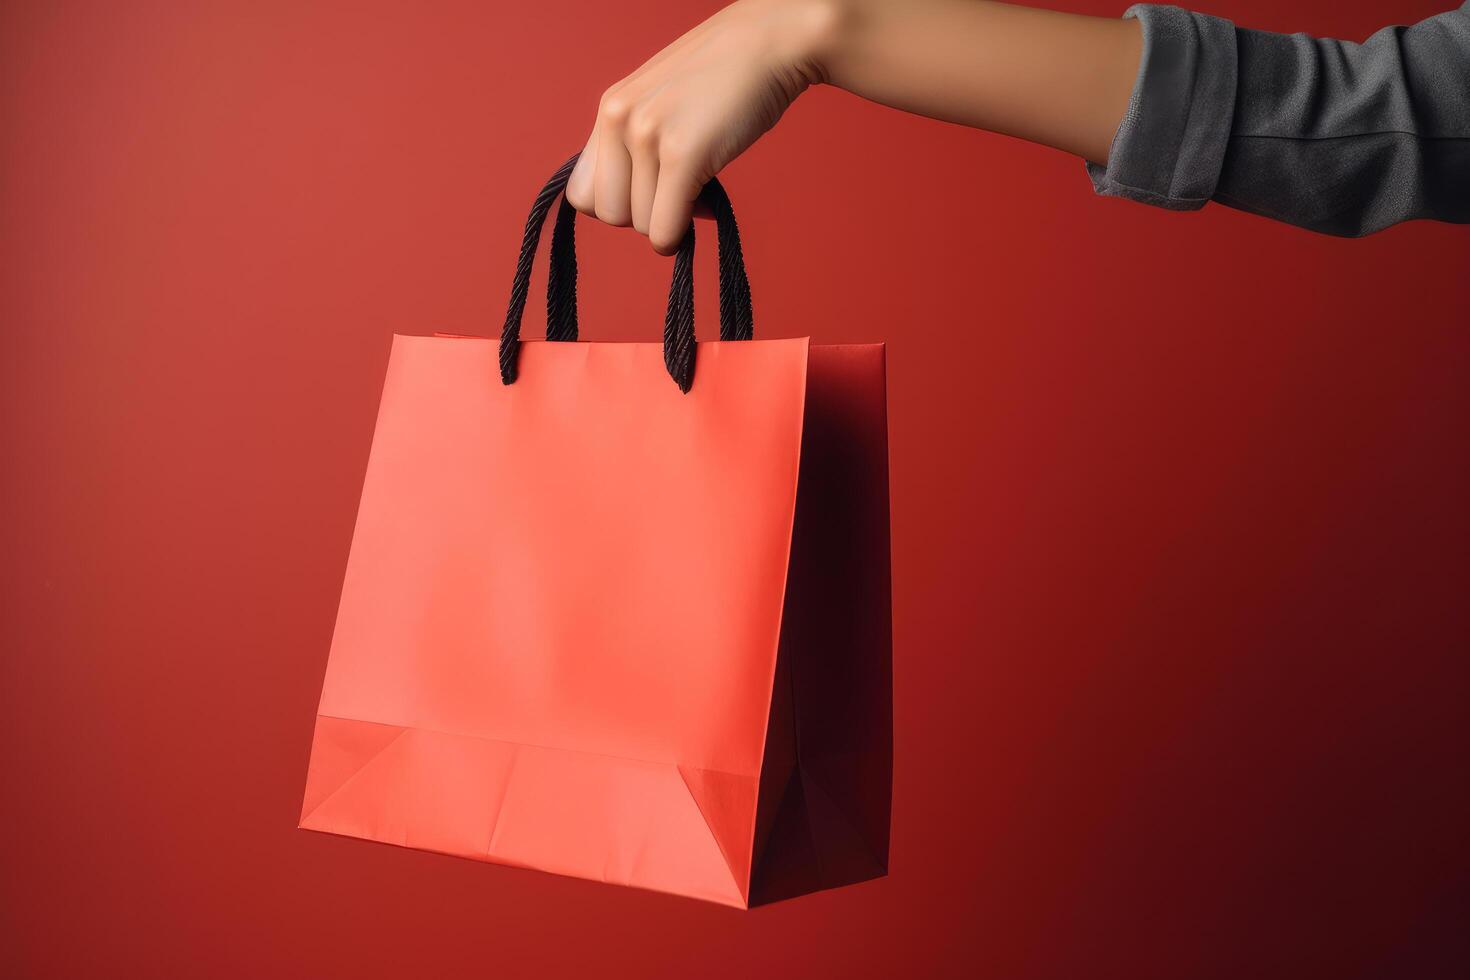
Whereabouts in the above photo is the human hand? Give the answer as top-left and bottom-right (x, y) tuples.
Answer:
(564, 0), (838, 254)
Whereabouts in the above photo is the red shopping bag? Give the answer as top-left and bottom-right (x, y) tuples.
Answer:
(300, 156), (891, 908)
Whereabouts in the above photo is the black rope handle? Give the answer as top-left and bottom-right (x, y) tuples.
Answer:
(546, 195), (579, 342)
(545, 176), (754, 348)
(500, 152), (754, 393)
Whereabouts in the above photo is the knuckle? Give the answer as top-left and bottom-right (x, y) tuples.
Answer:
(598, 90), (631, 127)
(626, 108), (659, 149)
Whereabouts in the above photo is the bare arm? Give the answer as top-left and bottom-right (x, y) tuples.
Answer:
(567, 0), (1142, 253)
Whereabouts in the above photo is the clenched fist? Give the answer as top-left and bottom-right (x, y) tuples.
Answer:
(565, 0), (838, 254)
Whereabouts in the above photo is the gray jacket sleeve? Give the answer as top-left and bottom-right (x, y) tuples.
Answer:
(1086, 3), (1470, 236)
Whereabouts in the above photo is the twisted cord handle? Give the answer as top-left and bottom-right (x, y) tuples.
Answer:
(545, 177), (753, 347)
(500, 154), (754, 392)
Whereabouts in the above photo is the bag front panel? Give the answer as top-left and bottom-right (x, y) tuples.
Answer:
(317, 335), (809, 781)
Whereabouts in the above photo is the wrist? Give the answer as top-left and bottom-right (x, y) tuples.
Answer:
(778, 0), (857, 85)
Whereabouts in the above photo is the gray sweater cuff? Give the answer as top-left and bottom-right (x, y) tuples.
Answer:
(1086, 4), (1238, 210)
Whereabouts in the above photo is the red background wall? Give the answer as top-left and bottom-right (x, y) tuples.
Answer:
(3, 1), (1466, 976)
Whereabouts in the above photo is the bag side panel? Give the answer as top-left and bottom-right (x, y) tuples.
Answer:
(751, 343), (893, 905)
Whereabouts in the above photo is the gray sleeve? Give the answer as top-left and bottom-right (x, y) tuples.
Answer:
(1086, 3), (1470, 236)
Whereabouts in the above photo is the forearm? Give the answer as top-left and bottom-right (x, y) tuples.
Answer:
(810, 0), (1142, 164)
(565, 0), (1146, 251)
(568, 0), (1469, 251)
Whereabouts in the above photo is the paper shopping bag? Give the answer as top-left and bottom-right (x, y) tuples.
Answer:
(300, 156), (892, 908)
